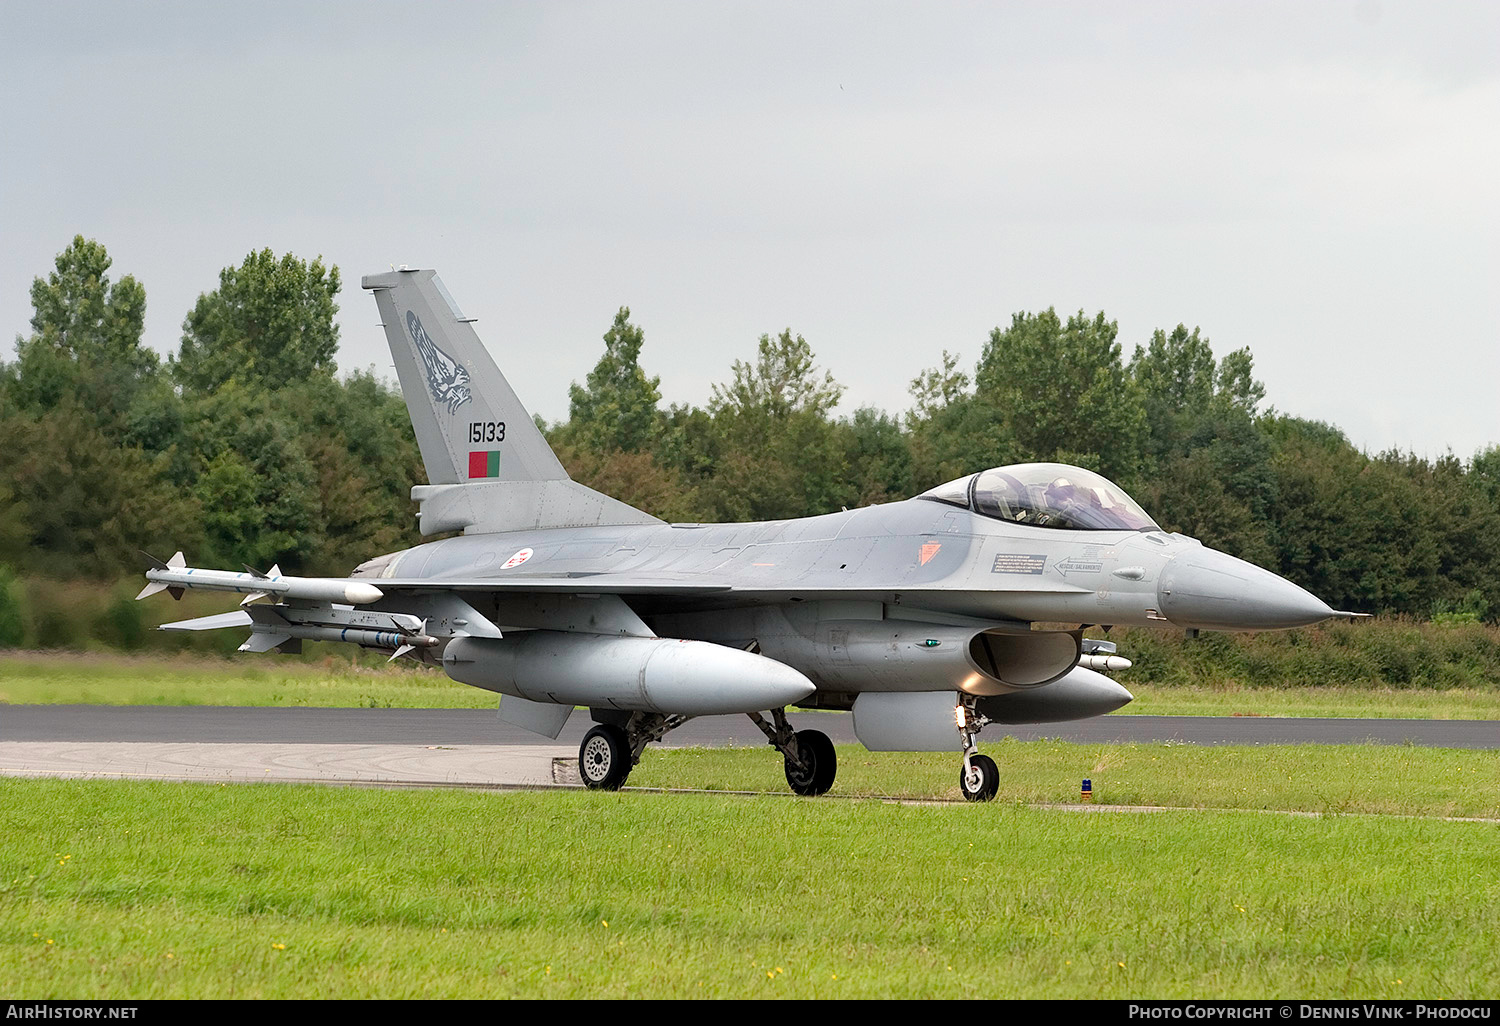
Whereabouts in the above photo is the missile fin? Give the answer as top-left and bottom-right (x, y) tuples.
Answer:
(167, 586), (184, 601)
(388, 644), (416, 663)
(135, 581), (168, 600)
(239, 631), (291, 653)
(167, 551), (186, 569)
(139, 550), (168, 571)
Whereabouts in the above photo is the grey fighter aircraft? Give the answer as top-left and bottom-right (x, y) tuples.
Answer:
(140, 268), (1355, 801)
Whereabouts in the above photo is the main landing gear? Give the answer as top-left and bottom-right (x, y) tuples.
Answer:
(748, 708), (837, 796)
(577, 708), (835, 796)
(578, 711), (689, 791)
(957, 694), (999, 802)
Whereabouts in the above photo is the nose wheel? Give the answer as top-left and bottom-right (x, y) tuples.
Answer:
(956, 695), (999, 802)
(959, 753), (999, 802)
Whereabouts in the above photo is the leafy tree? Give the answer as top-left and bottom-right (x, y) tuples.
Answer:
(0, 399), (202, 576)
(1215, 346), (1265, 416)
(556, 445), (706, 523)
(183, 383), (321, 570)
(701, 330), (848, 521)
(0, 565), (24, 647)
(902, 350), (1015, 487)
(10, 236), (156, 430)
(1136, 448), (1274, 566)
(173, 249), (340, 394)
(1262, 428), (1446, 615)
(1129, 324), (1216, 458)
(1472, 445), (1500, 503)
(905, 394), (1016, 490)
(907, 350), (970, 424)
(22, 236), (152, 374)
(838, 407), (915, 507)
(711, 329), (843, 420)
(566, 307), (663, 454)
(975, 309), (1146, 485)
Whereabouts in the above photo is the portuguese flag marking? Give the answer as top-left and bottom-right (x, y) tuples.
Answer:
(469, 450), (500, 479)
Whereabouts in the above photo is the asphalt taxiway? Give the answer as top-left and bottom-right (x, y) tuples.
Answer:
(0, 705), (1493, 791)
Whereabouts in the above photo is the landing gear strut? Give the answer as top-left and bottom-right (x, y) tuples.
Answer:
(578, 711), (690, 791)
(748, 707), (837, 796)
(957, 695), (998, 802)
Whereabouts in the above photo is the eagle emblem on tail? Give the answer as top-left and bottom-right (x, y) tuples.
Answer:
(406, 311), (471, 414)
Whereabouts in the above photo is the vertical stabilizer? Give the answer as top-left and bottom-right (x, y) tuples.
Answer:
(363, 268), (568, 486)
(362, 268), (661, 534)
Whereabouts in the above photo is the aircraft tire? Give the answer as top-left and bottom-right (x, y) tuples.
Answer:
(785, 728), (836, 796)
(959, 753), (999, 802)
(579, 724), (631, 791)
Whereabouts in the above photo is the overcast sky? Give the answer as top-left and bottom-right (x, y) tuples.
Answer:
(3, 1), (1496, 460)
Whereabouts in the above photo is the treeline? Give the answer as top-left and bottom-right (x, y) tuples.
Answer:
(2, 236), (1499, 624)
(0, 238), (421, 580)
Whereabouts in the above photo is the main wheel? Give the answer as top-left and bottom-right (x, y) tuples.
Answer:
(959, 753), (999, 802)
(784, 728), (836, 796)
(579, 724), (631, 791)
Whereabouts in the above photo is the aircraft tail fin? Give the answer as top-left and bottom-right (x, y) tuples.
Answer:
(363, 267), (567, 486)
(362, 268), (660, 534)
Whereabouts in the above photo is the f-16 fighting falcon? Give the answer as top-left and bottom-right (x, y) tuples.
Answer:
(139, 269), (1358, 801)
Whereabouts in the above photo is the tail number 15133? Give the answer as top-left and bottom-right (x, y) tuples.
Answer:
(469, 421), (506, 443)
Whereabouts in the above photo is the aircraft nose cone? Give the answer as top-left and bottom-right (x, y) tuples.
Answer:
(1158, 546), (1334, 631)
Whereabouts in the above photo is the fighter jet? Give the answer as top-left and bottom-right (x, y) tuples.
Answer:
(140, 268), (1356, 801)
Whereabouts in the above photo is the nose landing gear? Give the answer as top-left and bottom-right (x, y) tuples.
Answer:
(957, 695), (998, 802)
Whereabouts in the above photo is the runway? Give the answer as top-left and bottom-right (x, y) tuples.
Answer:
(1, 706), (1494, 791)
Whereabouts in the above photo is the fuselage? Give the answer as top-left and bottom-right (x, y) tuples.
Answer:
(354, 493), (1332, 633)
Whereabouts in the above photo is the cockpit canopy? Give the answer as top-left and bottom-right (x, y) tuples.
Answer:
(917, 463), (1159, 532)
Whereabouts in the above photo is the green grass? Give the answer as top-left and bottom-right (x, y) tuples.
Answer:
(2, 776), (1497, 999)
(1121, 683), (1500, 719)
(6, 651), (1500, 719)
(629, 740), (1500, 818)
(0, 652), (494, 708)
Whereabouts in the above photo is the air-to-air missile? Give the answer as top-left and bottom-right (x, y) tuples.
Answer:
(137, 551), (384, 605)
